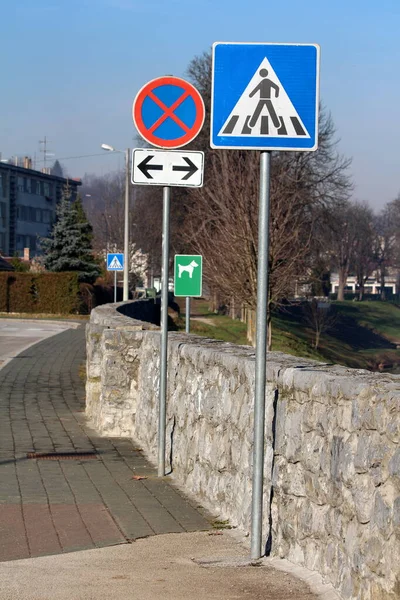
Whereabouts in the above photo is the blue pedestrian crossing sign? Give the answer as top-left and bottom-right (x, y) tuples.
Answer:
(107, 253), (124, 271)
(211, 42), (320, 152)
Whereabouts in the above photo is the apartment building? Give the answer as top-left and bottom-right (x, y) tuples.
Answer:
(0, 160), (81, 257)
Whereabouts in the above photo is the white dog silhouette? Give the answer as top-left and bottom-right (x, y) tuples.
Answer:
(178, 260), (199, 279)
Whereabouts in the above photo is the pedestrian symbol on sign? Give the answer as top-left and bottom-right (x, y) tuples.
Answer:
(109, 256), (122, 270)
(219, 57), (309, 139)
(249, 69), (280, 129)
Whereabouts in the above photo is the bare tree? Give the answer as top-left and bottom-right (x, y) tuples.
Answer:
(352, 203), (377, 300)
(302, 299), (337, 349)
(325, 200), (361, 301)
(375, 202), (397, 300)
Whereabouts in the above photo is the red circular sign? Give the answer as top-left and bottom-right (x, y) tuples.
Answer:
(132, 76), (205, 149)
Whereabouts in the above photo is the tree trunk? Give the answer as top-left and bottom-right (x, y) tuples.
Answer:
(358, 283), (364, 301)
(241, 304), (245, 323)
(380, 270), (386, 301)
(208, 290), (219, 313)
(337, 267), (348, 301)
(230, 296), (235, 319)
(314, 329), (321, 350)
(246, 309), (255, 346)
(267, 312), (272, 351)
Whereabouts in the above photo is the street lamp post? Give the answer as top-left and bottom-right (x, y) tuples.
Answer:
(101, 144), (130, 301)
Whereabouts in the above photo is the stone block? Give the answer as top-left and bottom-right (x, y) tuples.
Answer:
(351, 474), (376, 524)
(394, 496), (400, 536)
(304, 471), (329, 506)
(372, 490), (393, 540)
(389, 448), (400, 489)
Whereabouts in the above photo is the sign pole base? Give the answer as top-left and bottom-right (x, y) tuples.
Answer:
(158, 186), (170, 477)
(114, 271), (117, 303)
(251, 151), (271, 560)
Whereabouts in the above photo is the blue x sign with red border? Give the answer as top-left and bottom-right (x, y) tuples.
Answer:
(132, 76), (205, 149)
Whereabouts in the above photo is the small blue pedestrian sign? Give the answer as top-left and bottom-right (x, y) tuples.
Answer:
(210, 42), (320, 152)
(107, 253), (124, 271)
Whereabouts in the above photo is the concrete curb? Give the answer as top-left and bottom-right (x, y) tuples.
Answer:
(264, 557), (341, 600)
(193, 553), (341, 599)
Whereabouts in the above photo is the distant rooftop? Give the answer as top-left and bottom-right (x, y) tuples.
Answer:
(0, 157), (81, 186)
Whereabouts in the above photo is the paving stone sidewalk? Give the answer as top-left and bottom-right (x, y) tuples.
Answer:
(0, 327), (211, 562)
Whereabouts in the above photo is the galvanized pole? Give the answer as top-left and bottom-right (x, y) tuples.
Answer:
(185, 297), (190, 333)
(251, 151), (271, 559)
(158, 186), (170, 477)
(114, 271), (117, 303)
(123, 148), (130, 301)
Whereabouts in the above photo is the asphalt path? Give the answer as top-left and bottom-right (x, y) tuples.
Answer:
(0, 319), (81, 369)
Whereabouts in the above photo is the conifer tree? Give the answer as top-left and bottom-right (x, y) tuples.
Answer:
(50, 160), (64, 178)
(41, 187), (101, 283)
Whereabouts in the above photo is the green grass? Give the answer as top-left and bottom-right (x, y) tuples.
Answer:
(271, 313), (326, 361)
(175, 299), (249, 345)
(174, 298), (400, 373)
(333, 301), (400, 341)
(189, 321), (249, 345)
(273, 301), (400, 372)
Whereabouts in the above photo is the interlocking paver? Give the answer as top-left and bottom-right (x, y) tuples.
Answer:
(22, 504), (62, 557)
(0, 505), (29, 561)
(0, 326), (211, 562)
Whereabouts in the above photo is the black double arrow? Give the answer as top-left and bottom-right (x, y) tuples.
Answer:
(138, 155), (198, 181)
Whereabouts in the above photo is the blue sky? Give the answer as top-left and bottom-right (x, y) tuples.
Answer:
(1, 0), (399, 209)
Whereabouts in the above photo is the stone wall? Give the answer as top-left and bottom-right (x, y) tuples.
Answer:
(86, 303), (400, 600)
(86, 301), (158, 436)
(271, 365), (400, 600)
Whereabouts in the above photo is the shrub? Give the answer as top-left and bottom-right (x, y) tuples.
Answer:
(0, 272), (80, 314)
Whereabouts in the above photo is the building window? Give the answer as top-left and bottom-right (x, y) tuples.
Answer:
(44, 182), (50, 196)
(25, 178), (32, 193)
(36, 208), (41, 222)
(42, 210), (51, 224)
(0, 232), (5, 253)
(17, 205), (28, 221)
(0, 173), (7, 197)
(16, 235), (24, 250)
(24, 235), (37, 252)
(17, 176), (24, 191)
(0, 202), (6, 228)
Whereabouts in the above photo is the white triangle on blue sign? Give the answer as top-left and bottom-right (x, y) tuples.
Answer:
(109, 256), (123, 269)
(218, 57), (310, 139)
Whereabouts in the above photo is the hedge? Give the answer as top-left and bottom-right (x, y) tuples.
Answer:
(0, 272), (81, 314)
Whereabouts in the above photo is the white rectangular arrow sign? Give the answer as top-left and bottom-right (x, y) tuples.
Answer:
(131, 149), (204, 188)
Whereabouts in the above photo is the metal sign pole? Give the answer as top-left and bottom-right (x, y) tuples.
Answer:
(114, 271), (117, 303)
(185, 297), (190, 333)
(251, 151), (271, 559)
(123, 148), (130, 301)
(158, 186), (170, 477)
